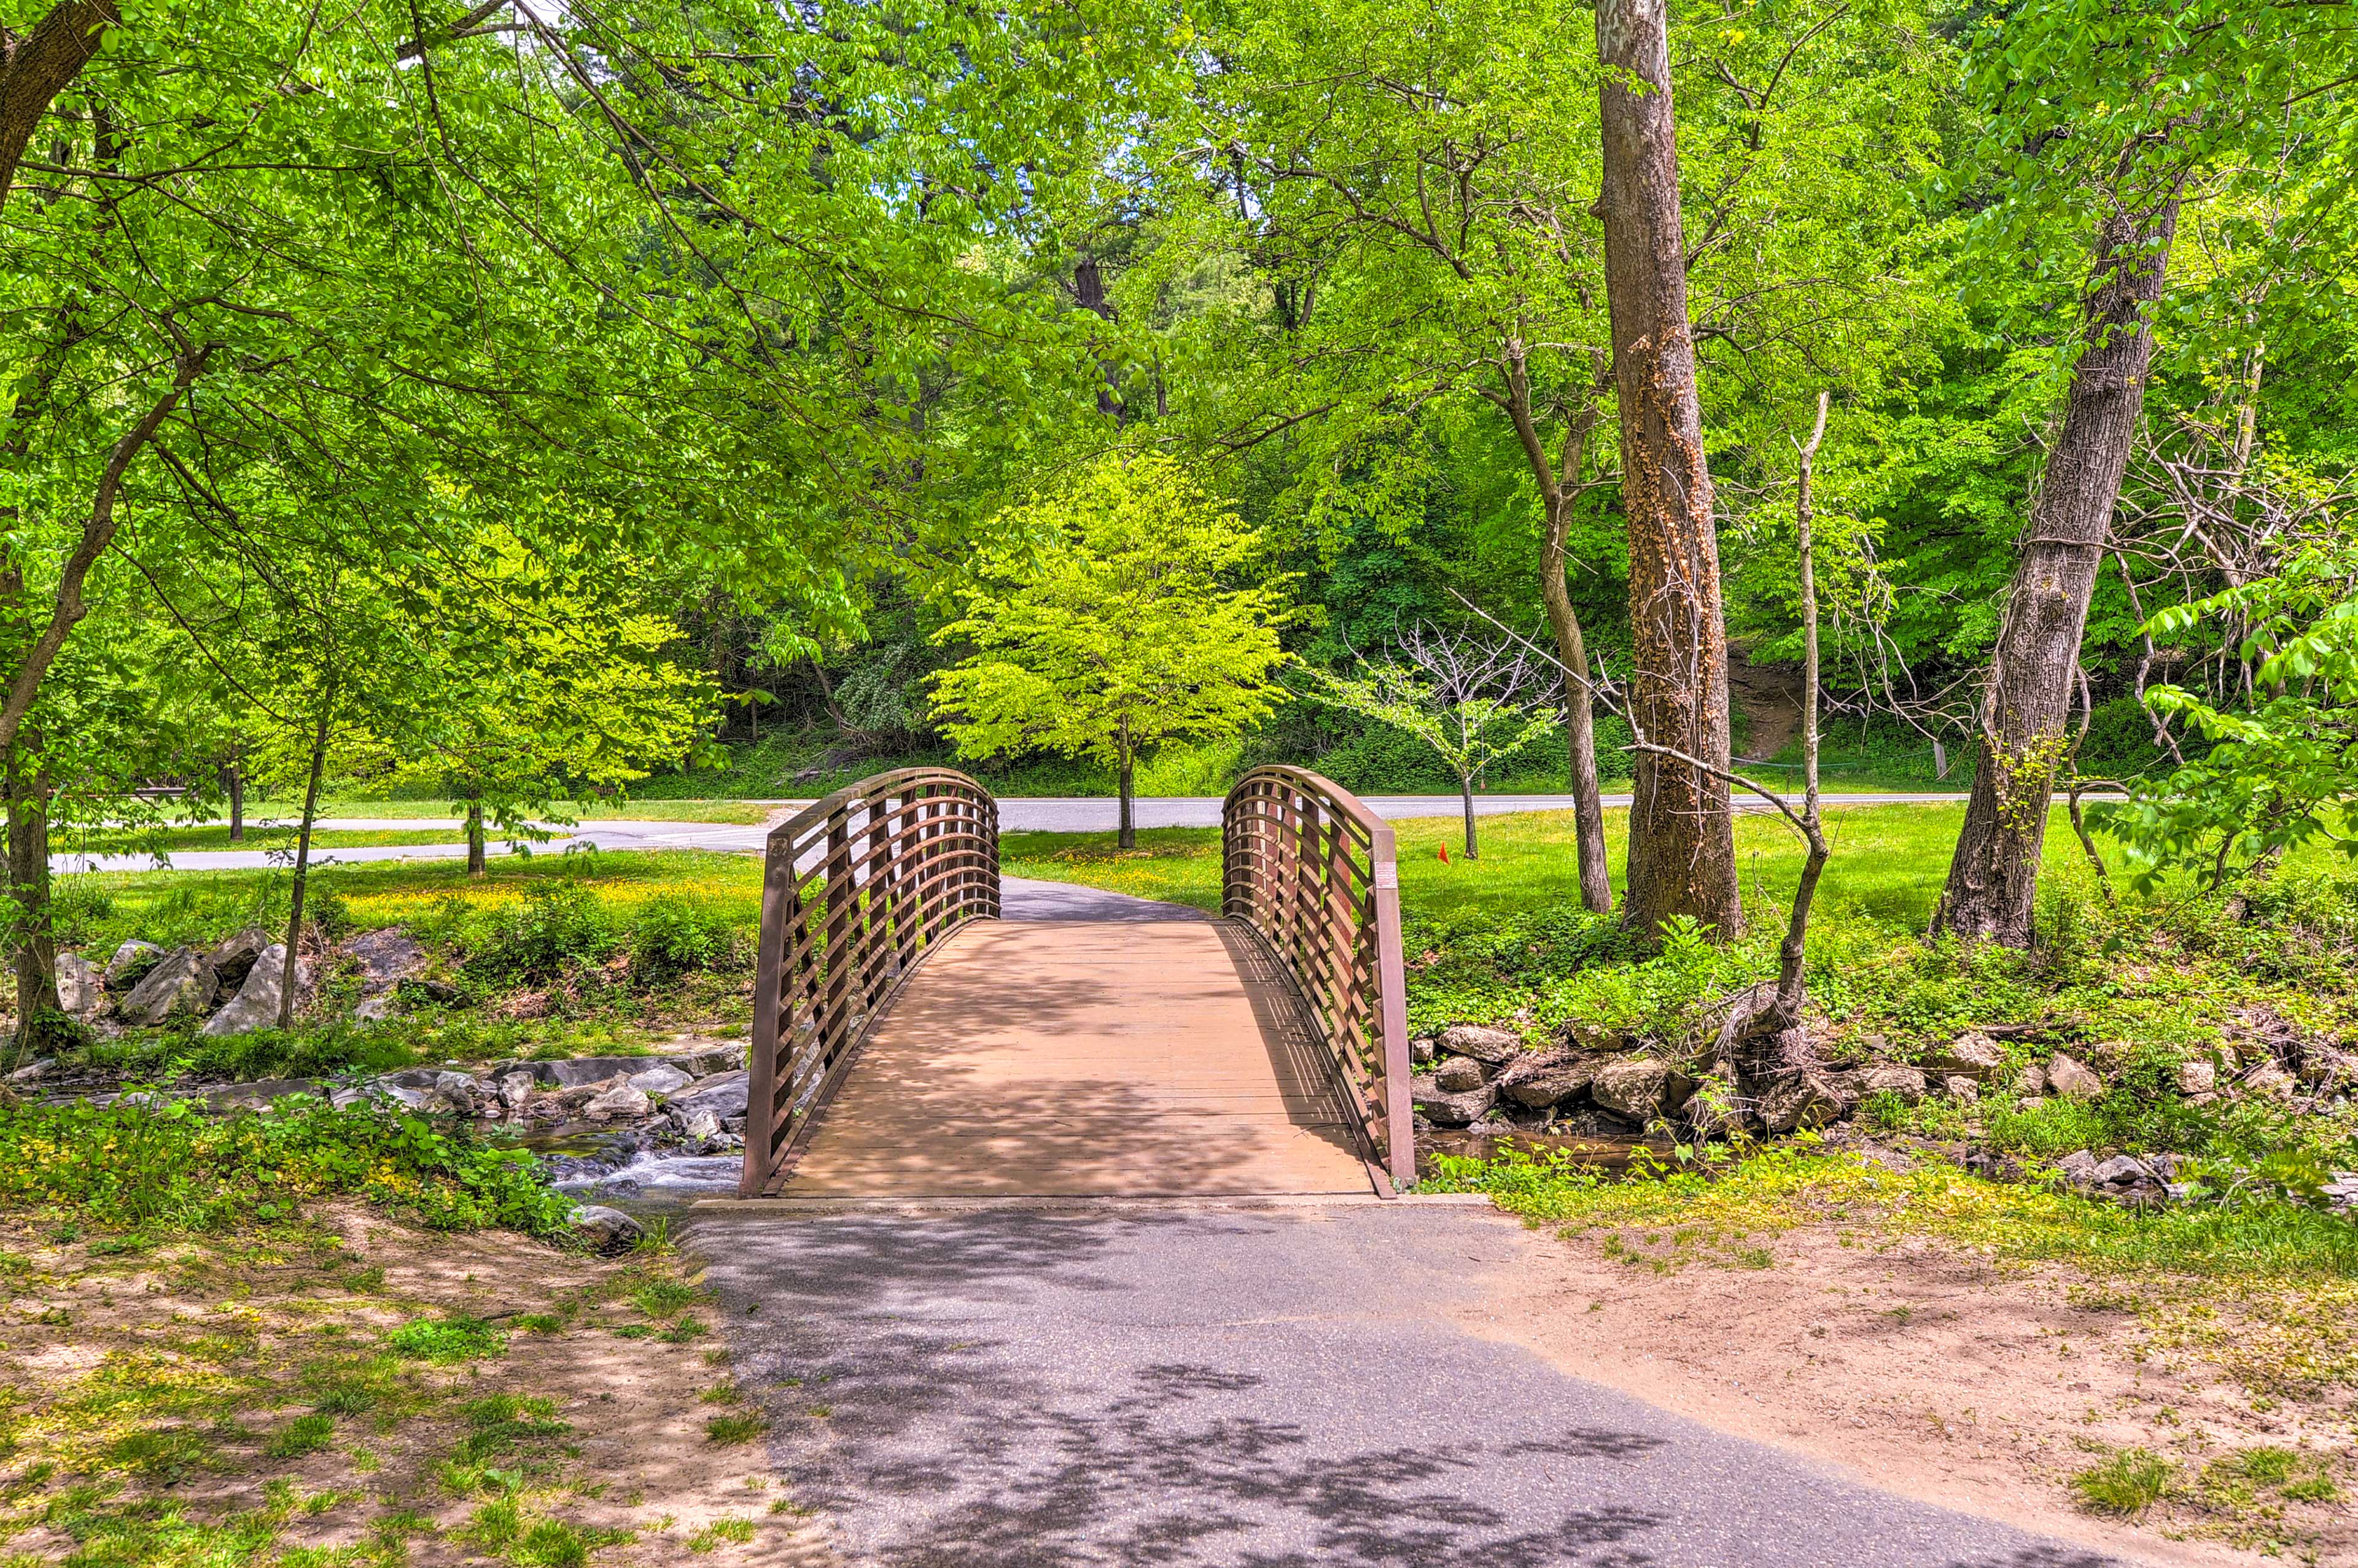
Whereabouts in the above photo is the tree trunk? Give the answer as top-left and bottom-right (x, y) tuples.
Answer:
(279, 686), (334, 1031)
(1459, 775), (1479, 860)
(221, 761), (244, 841)
(5, 738), (56, 1057)
(1773, 395), (1832, 1023)
(1116, 716), (1135, 850)
(1935, 195), (2182, 947)
(1496, 347), (1613, 914)
(1593, 0), (1740, 940)
(465, 798), (487, 879)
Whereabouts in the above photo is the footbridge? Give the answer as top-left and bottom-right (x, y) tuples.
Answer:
(736, 767), (1415, 1200)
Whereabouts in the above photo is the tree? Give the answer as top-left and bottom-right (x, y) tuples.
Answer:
(1933, 0), (2358, 944)
(1299, 624), (1555, 859)
(930, 456), (1291, 848)
(1593, 0), (1739, 939)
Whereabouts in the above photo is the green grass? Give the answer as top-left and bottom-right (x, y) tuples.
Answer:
(294, 796), (779, 823)
(385, 1316), (509, 1364)
(702, 1412), (771, 1445)
(2072, 1448), (2174, 1515)
(70, 826), (475, 853)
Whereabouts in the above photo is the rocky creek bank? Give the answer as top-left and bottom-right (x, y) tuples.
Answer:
(1413, 1012), (2358, 1212)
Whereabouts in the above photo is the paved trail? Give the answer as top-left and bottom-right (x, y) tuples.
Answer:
(691, 1201), (2134, 1568)
(55, 792), (1966, 875)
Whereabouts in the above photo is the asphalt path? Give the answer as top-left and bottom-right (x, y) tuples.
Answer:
(689, 1201), (2133, 1568)
(55, 792), (1966, 875)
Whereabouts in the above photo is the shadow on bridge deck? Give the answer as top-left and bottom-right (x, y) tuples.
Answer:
(776, 911), (1376, 1200)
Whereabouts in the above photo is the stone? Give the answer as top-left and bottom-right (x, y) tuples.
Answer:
(2090, 1154), (2149, 1186)
(203, 1078), (324, 1114)
(1494, 1052), (1601, 1109)
(1560, 1021), (1630, 1053)
(7, 1058), (54, 1086)
(528, 1056), (680, 1089)
(1943, 1075), (1981, 1105)
(2015, 1062), (2048, 1098)
(103, 940), (164, 989)
(329, 1085), (374, 1111)
(203, 928), (272, 992)
(1850, 1065), (1928, 1103)
(2176, 1059), (2216, 1096)
(433, 1071), (487, 1115)
(1410, 1036), (1438, 1068)
(675, 1044), (744, 1077)
(1408, 1074), (1492, 1127)
(496, 1071), (535, 1110)
(567, 1205), (644, 1255)
(1437, 1024), (1522, 1065)
(342, 927), (427, 989)
(355, 993), (399, 1023)
(674, 1108), (723, 1147)
(56, 953), (101, 1021)
(373, 1082), (437, 1112)
(1590, 1057), (1693, 1122)
(668, 1070), (749, 1122)
(2045, 1054), (2103, 1100)
(583, 1082), (651, 1120)
(1922, 1031), (2007, 1081)
(2055, 1149), (2101, 1186)
(2241, 1063), (2297, 1101)
(626, 1063), (695, 1096)
(1758, 1071), (1849, 1133)
(116, 949), (218, 1027)
(201, 945), (305, 1036)
(1431, 1055), (1488, 1093)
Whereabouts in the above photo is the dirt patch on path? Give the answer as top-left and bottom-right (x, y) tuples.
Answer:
(1460, 1217), (2358, 1566)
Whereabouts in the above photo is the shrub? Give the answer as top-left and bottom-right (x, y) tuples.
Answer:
(0, 1095), (573, 1236)
(628, 899), (744, 988)
(462, 882), (617, 987)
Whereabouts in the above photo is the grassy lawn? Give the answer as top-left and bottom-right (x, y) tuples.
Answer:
(68, 826), (475, 854)
(230, 798), (784, 825)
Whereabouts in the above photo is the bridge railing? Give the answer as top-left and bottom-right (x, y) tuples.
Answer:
(739, 767), (999, 1197)
(1221, 766), (1414, 1189)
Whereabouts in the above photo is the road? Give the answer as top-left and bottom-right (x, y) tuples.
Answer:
(54, 792), (1966, 875)
(688, 1200), (2131, 1568)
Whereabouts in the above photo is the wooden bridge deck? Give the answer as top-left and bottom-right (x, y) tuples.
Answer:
(777, 919), (1376, 1198)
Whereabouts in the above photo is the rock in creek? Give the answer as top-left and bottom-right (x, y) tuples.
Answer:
(1409, 1074), (1493, 1127)
(674, 1043), (745, 1077)
(203, 1078), (324, 1113)
(1590, 1057), (1693, 1122)
(116, 950), (217, 1027)
(583, 1081), (651, 1120)
(667, 1070), (749, 1122)
(56, 953), (102, 1022)
(626, 1063), (695, 1096)
(1493, 1051), (1601, 1109)
(1757, 1071), (1849, 1134)
(1431, 1055), (1488, 1093)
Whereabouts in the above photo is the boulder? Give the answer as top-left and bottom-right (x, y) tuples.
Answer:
(203, 928), (272, 992)
(341, 928), (427, 1021)
(116, 949), (219, 1027)
(1560, 1021), (1631, 1054)
(2045, 1054), (2103, 1101)
(2241, 1062), (2298, 1101)
(1923, 1031), (2007, 1081)
(496, 1070), (536, 1111)
(1409, 1036), (1438, 1068)
(1757, 1071), (1849, 1134)
(103, 940), (165, 989)
(675, 1043), (744, 1077)
(1942, 1075), (1980, 1105)
(1431, 1055), (1488, 1093)
(56, 953), (102, 1022)
(2090, 1154), (2150, 1187)
(1494, 1052), (1601, 1109)
(201, 945), (305, 1036)
(668, 1070), (749, 1122)
(1409, 1074), (1492, 1127)
(583, 1081), (652, 1120)
(625, 1063), (695, 1096)
(2177, 1060), (2217, 1096)
(528, 1056), (680, 1090)
(203, 1078), (323, 1114)
(1437, 1024), (1522, 1065)
(434, 1071), (488, 1116)
(1590, 1057), (1693, 1122)
(2015, 1062), (2048, 1098)
(1850, 1065), (1928, 1103)
(2055, 1149), (2101, 1186)
(673, 1108), (724, 1147)
(568, 1204), (644, 1256)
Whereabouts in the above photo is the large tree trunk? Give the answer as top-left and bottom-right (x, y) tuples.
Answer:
(221, 760), (245, 841)
(1935, 196), (2182, 947)
(5, 738), (56, 1057)
(1116, 716), (1135, 850)
(465, 798), (487, 879)
(1593, 0), (1739, 939)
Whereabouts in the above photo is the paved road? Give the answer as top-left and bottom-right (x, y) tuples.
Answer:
(55, 792), (1966, 875)
(690, 1201), (2131, 1568)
